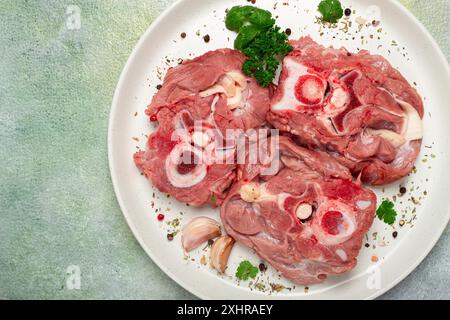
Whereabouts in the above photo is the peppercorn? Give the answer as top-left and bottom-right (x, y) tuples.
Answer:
(344, 8), (351, 16)
(392, 231), (398, 238)
(180, 32), (186, 39)
(208, 239), (214, 246)
(156, 84), (162, 90)
(285, 28), (292, 36)
(167, 233), (174, 241)
(399, 186), (407, 194)
(259, 263), (267, 272)
(203, 34), (210, 43)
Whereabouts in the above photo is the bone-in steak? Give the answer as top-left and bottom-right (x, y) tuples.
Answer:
(221, 137), (376, 284)
(268, 37), (423, 185)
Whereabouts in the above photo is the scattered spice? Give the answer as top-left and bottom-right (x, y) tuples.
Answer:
(254, 282), (266, 292)
(365, 243), (370, 248)
(399, 219), (405, 227)
(259, 263), (267, 272)
(203, 34), (211, 43)
(156, 84), (162, 90)
(180, 32), (187, 39)
(200, 255), (207, 265)
(399, 186), (407, 195)
(167, 233), (174, 241)
(371, 255), (379, 263)
(270, 283), (285, 292)
(344, 8), (351, 16)
(207, 239), (214, 246)
(157, 213), (165, 221)
(392, 231), (398, 238)
(285, 28), (292, 36)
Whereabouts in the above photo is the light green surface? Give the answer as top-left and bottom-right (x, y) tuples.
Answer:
(0, 0), (448, 299)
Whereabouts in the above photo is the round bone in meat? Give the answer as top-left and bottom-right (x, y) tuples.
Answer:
(165, 144), (207, 188)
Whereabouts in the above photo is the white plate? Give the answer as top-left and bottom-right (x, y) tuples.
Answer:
(109, 0), (450, 299)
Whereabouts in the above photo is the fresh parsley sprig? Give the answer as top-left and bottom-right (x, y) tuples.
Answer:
(376, 200), (397, 225)
(235, 260), (259, 280)
(318, 0), (344, 23)
(225, 6), (293, 87)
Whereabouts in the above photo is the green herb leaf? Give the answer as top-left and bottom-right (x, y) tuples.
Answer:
(225, 6), (293, 86)
(247, 9), (275, 29)
(234, 25), (260, 50)
(236, 260), (259, 280)
(376, 200), (397, 225)
(211, 193), (216, 206)
(241, 26), (293, 86)
(318, 0), (344, 23)
(226, 6), (274, 31)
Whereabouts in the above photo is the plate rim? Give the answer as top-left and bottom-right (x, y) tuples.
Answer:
(108, 0), (450, 300)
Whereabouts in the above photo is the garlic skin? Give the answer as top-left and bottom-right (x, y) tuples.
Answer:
(182, 217), (221, 253)
(210, 235), (235, 273)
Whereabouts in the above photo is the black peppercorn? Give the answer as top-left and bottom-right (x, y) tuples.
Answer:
(180, 32), (186, 39)
(203, 34), (210, 43)
(259, 263), (267, 272)
(392, 231), (398, 238)
(285, 28), (292, 36)
(167, 233), (174, 241)
(345, 8), (351, 16)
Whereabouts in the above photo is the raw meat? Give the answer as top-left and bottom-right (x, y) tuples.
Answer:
(268, 37), (424, 185)
(134, 49), (271, 206)
(221, 137), (376, 284)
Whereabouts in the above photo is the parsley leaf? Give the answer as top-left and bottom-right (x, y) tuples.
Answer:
(241, 26), (293, 86)
(376, 200), (397, 225)
(235, 260), (259, 280)
(225, 6), (293, 87)
(318, 0), (344, 23)
(210, 193), (216, 206)
(226, 6), (274, 31)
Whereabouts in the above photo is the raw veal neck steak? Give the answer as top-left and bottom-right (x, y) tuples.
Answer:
(134, 49), (271, 206)
(221, 137), (376, 285)
(268, 37), (423, 185)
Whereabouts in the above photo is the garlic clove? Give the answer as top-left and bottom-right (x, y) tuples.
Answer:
(239, 182), (261, 203)
(182, 217), (221, 253)
(210, 235), (235, 273)
(296, 203), (313, 220)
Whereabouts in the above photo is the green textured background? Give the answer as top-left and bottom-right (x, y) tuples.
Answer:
(0, 0), (448, 299)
